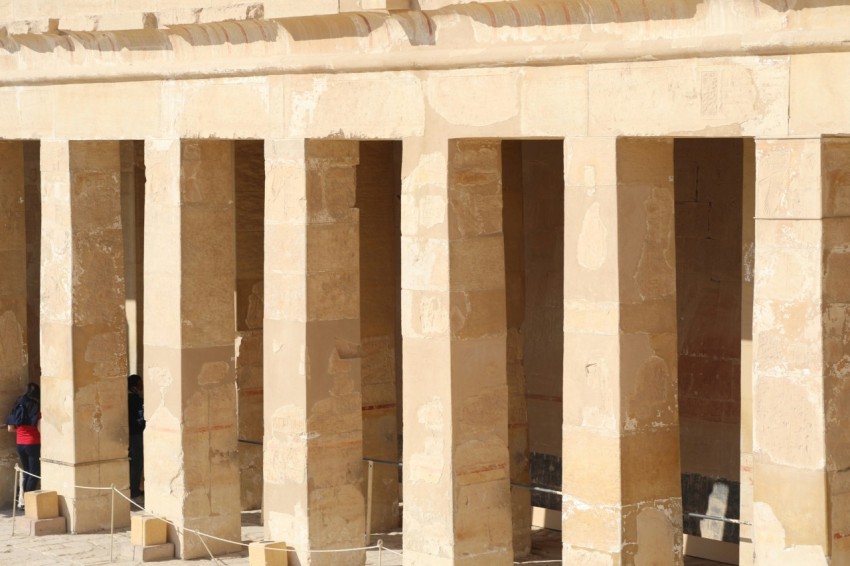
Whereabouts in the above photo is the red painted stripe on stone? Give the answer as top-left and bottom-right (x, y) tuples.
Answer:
(526, 394), (563, 403)
(362, 403), (397, 411)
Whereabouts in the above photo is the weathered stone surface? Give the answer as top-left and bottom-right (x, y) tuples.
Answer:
(402, 138), (512, 565)
(562, 137), (682, 565)
(39, 140), (131, 534)
(751, 138), (850, 565)
(0, 140), (28, 508)
(263, 139), (365, 566)
(143, 139), (240, 559)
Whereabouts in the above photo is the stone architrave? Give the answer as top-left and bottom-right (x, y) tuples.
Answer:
(751, 137), (850, 564)
(263, 139), (365, 566)
(562, 137), (683, 565)
(0, 141), (29, 507)
(142, 139), (240, 559)
(39, 140), (131, 533)
(401, 138), (513, 565)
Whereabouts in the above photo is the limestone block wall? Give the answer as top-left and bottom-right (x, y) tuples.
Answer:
(502, 140), (531, 557)
(674, 139), (746, 543)
(0, 141), (28, 507)
(23, 141), (40, 385)
(521, 141), (565, 511)
(234, 140), (265, 511)
(357, 140), (402, 533)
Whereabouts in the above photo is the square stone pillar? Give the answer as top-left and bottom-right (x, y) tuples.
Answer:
(402, 138), (513, 565)
(39, 140), (131, 533)
(562, 137), (682, 565)
(263, 139), (365, 566)
(751, 137), (850, 564)
(0, 141), (29, 507)
(143, 139), (240, 559)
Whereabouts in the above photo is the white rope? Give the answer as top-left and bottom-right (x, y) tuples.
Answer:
(12, 465), (397, 558)
(382, 545), (404, 557)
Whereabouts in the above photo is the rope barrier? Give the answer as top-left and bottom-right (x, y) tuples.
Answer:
(12, 464), (575, 564)
(8, 465), (394, 560)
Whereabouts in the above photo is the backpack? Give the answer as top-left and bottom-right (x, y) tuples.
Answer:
(6, 396), (38, 427)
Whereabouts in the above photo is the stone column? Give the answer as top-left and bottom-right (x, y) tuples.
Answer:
(751, 137), (850, 564)
(402, 138), (513, 565)
(39, 140), (131, 533)
(263, 139), (365, 566)
(562, 137), (682, 565)
(0, 141), (29, 507)
(143, 139), (240, 559)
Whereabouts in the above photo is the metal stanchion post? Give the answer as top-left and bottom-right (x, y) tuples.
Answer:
(109, 484), (115, 562)
(11, 467), (19, 537)
(365, 460), (374, 546)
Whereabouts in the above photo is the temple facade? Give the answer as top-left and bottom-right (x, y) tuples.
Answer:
(1, 1), (849, 564)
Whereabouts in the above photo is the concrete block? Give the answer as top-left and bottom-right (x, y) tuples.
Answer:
(131, 515), (168, 546)
(249, 541), (289, 566)
(15, 516), (67, 536)
(24, 490), (59, 519)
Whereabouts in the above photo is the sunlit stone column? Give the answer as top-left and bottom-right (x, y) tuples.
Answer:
(263, 139), (365, 566)
(752, 137), (850, 564)
(0, 141), (29, 507)
(39, 140), (131, 532)
(402, 138), (513, 565)
(562, 137), (682, 565)
(143, 139), (240, 558)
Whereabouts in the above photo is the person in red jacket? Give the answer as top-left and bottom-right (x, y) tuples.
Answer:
(6, 383), (41, 494)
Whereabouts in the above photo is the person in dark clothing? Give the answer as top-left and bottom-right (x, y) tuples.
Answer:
(127, 374), (145, 499)
(6, 383), (41, 496)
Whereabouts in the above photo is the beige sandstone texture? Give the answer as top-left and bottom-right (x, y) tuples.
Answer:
(0, 140), (28, 507)
(143, 139), (240, 558)
(1, 1), (850, 565)
(263, 139), (365, 566)
(39, 140), (131, 533)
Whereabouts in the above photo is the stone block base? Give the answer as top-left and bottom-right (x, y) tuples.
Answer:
(131, 515), (168, 546)
(121, 542), (176, 562)
(249, 541), (289, 566)
(24, 490), (59, 519)
(15, 515), (67, 536)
